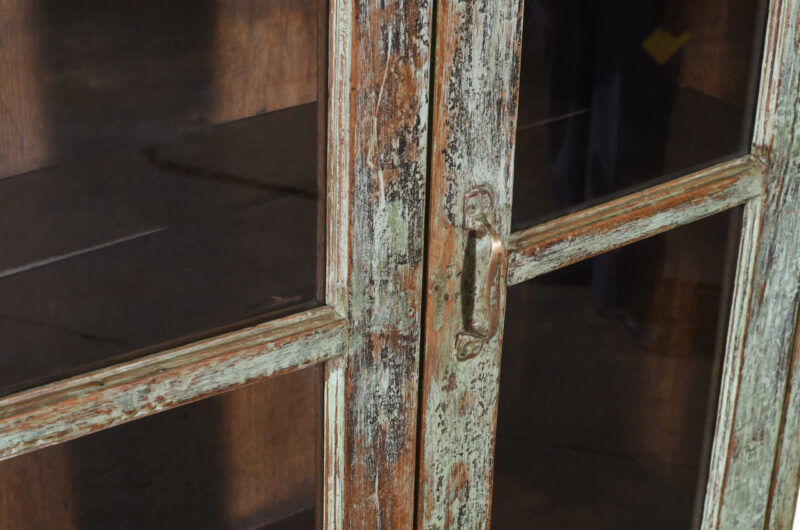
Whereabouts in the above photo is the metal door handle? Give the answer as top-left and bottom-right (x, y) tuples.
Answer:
(456, 187), (507, 361)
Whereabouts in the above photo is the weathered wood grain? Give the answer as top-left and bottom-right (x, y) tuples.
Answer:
(507, 156), (766, 285)
(0, 306), (346, 461)
(702, 0), (800, 527)
(326, 0), (432, 528)
(417, 0), (523, 527)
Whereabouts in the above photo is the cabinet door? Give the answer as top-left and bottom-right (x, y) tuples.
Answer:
(0, 1), (432, 528)
(417, 0), (800, 528)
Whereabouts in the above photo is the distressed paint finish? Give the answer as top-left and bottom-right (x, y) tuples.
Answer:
(768, 316), (800, 529)
(324, 1), (354, 527)
(326, 0), (432, 527)
(507, 156), (766, 285)
(0, 306), (346, 461)
(417, 0), (523, 527)
(703, 0), (800, 527)
(702, 197), (764, 528)
(324, 356), (346, 530)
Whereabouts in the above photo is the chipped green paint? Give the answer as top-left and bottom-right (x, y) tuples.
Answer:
(327, 0), (433, 528)
(323, 2), (354, 527)
(703, 0), (800, 527)
(769, 325), (800, 529)
(507, 157), (766, 286)
(0, 307), (347, 461)
(417, 0), (523, 527)
(385, 200), (412, 258)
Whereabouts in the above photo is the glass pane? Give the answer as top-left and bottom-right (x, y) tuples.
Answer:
(0, 0), (326, 395)
(512, 0), (764, 229)
(0, 366), (321, 529)
(493, 209), (741, 528)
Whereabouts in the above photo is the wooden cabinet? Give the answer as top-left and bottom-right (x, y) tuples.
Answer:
(0, 0), (798, 528)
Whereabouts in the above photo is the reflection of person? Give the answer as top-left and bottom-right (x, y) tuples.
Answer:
(529, 0), (683, 321)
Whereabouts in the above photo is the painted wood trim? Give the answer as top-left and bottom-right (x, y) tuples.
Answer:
(706, 0), (800, 527)
(767, 312), (800, 529)
(324, 355), (346, 530)
(417, 0), (524, 527)
(326, 0), (433, 527)
(751, 0), (790, 162)
(701, 197), (764, 529)
(325, 0), (352, 315)
(323, 1), (354, 526)
(507, 156), (767, 285)
(316, 0), (330, 305)
(0, 306), (347, 462)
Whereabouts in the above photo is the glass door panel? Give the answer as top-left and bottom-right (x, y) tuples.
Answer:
(512, 0), (764, 229)
(493, 210), (740, 528)
(0, 0), (327, 395)
(418, 0), (800, 526)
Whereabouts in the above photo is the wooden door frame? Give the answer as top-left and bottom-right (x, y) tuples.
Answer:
(0, 1), (434, 529)
(417, 0), (800, 528)
(327, 0), (432, 528)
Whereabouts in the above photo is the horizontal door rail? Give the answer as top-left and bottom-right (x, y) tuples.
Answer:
(0, 305), (347, 461)
(507, 155), (767, 285)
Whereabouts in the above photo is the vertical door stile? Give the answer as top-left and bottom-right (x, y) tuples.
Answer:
(417, 0), (524, 527)
(707, 0), (800, 527)
(327, 0), (433, 528)
(325, 0), (354, 527)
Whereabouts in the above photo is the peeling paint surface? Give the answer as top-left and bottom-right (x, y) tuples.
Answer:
(507, 157), (766, 285)
(417, 0), (523, 527)
(327, 0), (432, 528)
(324, 2), (355, 526)
(0, 307), (346, 461)
(705, 0), (800, 527)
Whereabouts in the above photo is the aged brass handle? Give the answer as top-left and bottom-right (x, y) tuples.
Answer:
(456, 188), (507, 361)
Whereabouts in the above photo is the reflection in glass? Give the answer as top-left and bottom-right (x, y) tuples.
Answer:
(512, 0), (763, 228)
(0, 0), (326, 395)
(0, 366), (321, 530)
(493, 210), (741, 529)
